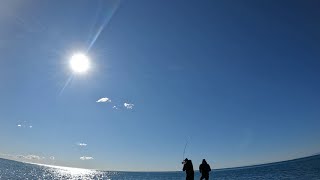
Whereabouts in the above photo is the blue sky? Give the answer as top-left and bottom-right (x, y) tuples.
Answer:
(0, 0), (319, 171)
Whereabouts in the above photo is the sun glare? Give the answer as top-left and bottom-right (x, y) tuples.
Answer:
(69, 53), (90, 73)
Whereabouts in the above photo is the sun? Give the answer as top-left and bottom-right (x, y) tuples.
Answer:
(69, 53), (90, 73)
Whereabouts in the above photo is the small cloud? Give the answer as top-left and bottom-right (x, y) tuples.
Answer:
(124, 103), (134, 109)
(80, 156), (93, 160)
(1, 153), (54, 163)
(16, 155), (24, 159)
(96, 97), (111, 103)
(77, 143), (87, 147)
(18, 154), (41, 160)
(26, 155), (41, 160)
(113, 106), (118, 109)
(0, 153), (14, 158)
(16, 121), (33, 128)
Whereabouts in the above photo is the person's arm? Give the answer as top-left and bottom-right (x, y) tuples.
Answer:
(199, 165), (202, 173)
(183, 164), (186, 171)
(208, 165), (211, 171)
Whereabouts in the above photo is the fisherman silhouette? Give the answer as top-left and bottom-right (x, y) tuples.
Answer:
(182, 158), (194, 180)
(199, 159), (211, 180)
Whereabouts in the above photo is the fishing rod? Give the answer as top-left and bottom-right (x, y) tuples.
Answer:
(182, 137), (190, 163)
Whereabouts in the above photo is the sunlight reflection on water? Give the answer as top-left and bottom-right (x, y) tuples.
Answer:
(21, 163), (115, 179)
(41, 165), (102, 179)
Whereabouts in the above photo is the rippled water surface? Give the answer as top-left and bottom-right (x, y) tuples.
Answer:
(0, 155), (319, 179)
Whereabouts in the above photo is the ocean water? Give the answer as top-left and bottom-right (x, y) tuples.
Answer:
(0, 155), (319, 179)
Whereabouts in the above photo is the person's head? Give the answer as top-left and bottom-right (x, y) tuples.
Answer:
(182, 158), (188, 164)
(202, 159), (207, 164)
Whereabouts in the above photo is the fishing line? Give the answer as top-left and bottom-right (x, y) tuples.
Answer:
(182, 137), (190, 160)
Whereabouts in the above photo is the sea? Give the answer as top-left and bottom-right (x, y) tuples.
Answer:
(0, 155), (319, 179)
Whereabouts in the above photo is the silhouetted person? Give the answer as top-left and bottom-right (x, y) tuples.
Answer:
(183, 158), (194, 180)
(199, 159), (211, 180)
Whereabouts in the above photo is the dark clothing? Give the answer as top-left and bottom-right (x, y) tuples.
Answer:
(199, 162), (211, 180)
(183, 160), (194, 180)
(200, 174), (209, 180)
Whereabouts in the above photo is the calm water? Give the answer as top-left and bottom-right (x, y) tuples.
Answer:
(0, 155), (319, 179)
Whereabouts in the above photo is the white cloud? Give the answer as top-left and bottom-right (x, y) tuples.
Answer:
(16, 155), (24, 159)
(124, 103), (134, 109)
(0, 153), (14, 158)
(18, 154), (41, 160)
(113, 106), (118, 109)
(80, 156), (93, 160)
(77, 143), (87, 147)
(96, 97), (111, 103)
(16, 121), (33, 128)
(1, 153), (56, 163)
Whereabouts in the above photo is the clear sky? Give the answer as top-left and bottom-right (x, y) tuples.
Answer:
(0, 0), (319, 171)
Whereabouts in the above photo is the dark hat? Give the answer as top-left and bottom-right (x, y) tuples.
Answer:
(184, 158), (188, 161)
